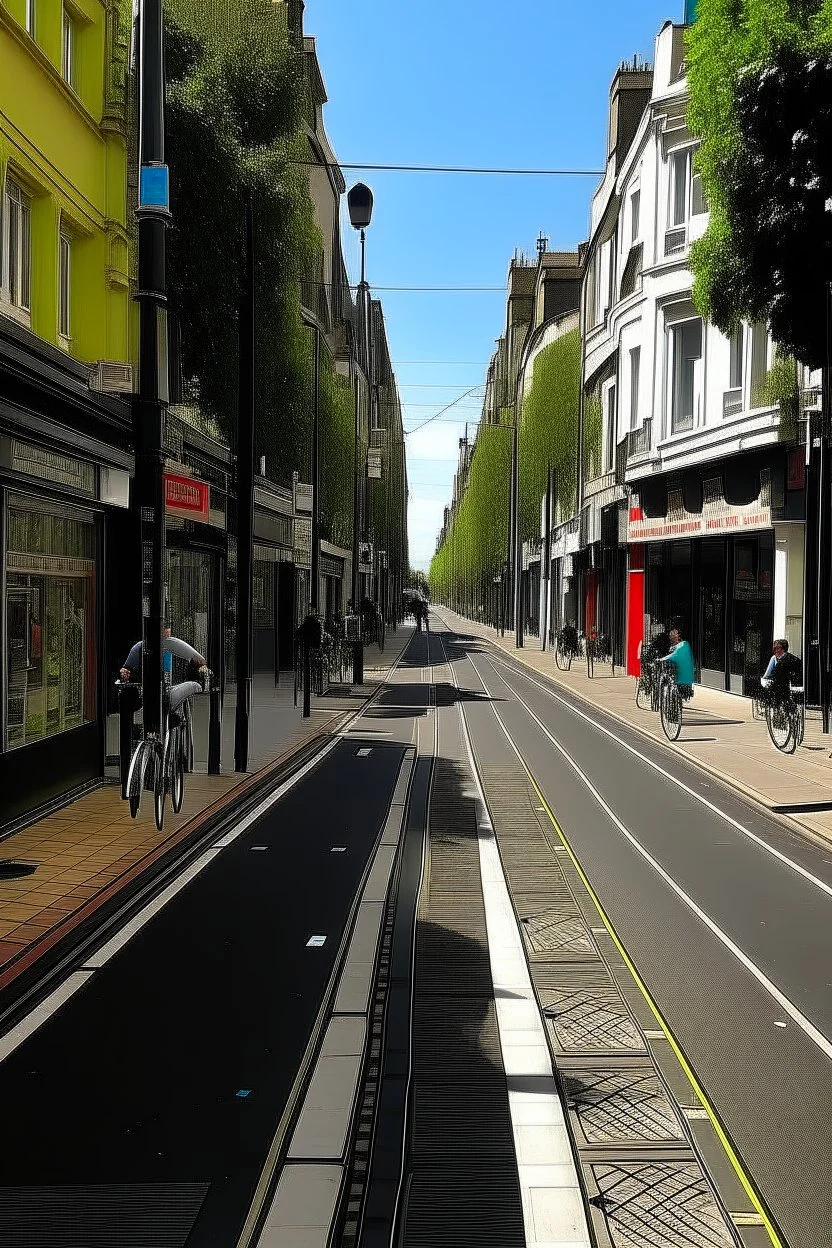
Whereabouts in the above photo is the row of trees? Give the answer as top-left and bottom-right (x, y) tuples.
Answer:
(429, 329), (580, 605)
(165, 1), (358, 547)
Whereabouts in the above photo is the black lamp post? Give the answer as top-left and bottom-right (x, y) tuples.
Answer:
(347, 182), (374, 684)
(134, 0), (170, 744)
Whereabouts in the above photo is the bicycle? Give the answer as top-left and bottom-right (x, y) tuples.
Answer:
(763, 683), (804, 753)
(555, 625), (581, 671)
(635, 656), (658, 710)
(658, 666), (684, 741)
(123, 670), (209, 830)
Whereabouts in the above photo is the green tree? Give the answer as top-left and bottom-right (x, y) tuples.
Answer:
(518, 329), (581, 542)
(686, 0), (832, 367)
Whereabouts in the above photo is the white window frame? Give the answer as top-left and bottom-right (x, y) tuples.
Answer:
(629, 345), (641, 431)
(2, 176), (32, 320)
(25, 0), (35, 35)
(59, 230), (71, 342)
(602, 376), (617, 471)
(630, 188), (640, 243)
(668, 316), (704, 436)
(729, 324), (744, 391)
(665, 146), (707, 254)
(62, 7), (75, 88)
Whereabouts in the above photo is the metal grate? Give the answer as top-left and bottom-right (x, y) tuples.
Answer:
(543, 988), (646, 1053)
(563, 1069), (684, 1143)
(0, 1185), (209, 1247)
(591, 1163), (737, 1247)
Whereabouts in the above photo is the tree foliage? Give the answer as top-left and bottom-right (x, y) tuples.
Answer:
(686, 0), (832, 367)
(164, 3), (355, 543)
(430, 328), (580, 603)
(518, 328), (580, 541)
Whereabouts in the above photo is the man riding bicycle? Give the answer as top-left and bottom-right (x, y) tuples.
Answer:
(120, 625), (208, 715)
(760, 638), (802, 704)
(657, 625), (695, 700)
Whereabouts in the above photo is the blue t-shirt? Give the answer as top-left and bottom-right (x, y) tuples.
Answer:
(663, 639), (695, 686)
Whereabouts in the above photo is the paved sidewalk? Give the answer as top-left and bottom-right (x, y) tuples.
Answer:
(439, 609), (832, 847)
(0, 627), (411, 991)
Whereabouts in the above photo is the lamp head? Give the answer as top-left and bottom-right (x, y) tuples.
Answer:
(348, 182), (374, 230)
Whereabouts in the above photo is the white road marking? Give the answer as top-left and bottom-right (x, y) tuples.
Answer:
(439, 634), (592, 1248)
(473, 650), (832, 1065)
(306, 936), (327, 947)
(486, 649), (832, 902)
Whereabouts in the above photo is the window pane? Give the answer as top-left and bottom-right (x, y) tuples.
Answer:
(630, 346), (640, 429)
(63, 11), (73, 83)
(671, 152), (688, 226)
(59, 234), (70, 336)
(691, 171), (705, 216)
(672, 320), (702, 432)
(20, 200), (31, 310)
(5, 499), (96, 750)
(25, 0), (34, 34)
(7, 194), (19, 304)
(631, 190), (640, 242)
(729, 325), (744, 389)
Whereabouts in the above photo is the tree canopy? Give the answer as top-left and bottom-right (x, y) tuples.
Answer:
(686, 0), (832, 367)
(164, 3), (355, 543)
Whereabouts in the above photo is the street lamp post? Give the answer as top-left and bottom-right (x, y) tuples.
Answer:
(134, 0), (170, 745)
(348, 182), (374, 685)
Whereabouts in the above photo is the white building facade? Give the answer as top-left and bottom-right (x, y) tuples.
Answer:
(579, 21), (811, 695)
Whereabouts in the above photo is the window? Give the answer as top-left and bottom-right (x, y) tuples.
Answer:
(2, 178), (32, 313)
(670, 151), (688, 227)
(729, 324), (744, 390)
(62, 8), (75, 87)
(604, 379), (617, 470)
(630, 189), (640, 243)
(5, 495), (97, 751)
(692, 170), (706, 216)
(670, 318), (703, 434)
(629, 346), (641, 430)
(25, 0), (34, 35)
(750, 321), (769, 405)
(59, 232), (71, 339)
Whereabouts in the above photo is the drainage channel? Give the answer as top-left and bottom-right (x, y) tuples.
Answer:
(480, 762), (768, 1248)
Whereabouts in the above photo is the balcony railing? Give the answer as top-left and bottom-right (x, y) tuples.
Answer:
(722, 387), (743, 419)
(801, 386), (822, 415)
(626, 417), (652, 462)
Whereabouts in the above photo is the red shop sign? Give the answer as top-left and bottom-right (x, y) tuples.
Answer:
(164, 472), (210, 521)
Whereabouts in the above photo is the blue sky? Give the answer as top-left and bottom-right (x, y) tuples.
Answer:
(308, 0), (679, 570)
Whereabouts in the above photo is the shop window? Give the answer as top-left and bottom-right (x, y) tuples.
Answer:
(4, 496), (96, 751)
(670, 318), (703, 434)
(2, 177), (32, 316)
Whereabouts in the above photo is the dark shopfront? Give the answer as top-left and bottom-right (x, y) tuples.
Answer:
(630, 451), (802, 696)
(0, 330), (134, 831)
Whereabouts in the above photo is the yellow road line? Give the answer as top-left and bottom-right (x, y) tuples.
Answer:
(520, 764), (784, 1248)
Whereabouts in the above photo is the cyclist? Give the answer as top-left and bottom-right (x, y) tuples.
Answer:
(120, 625), (207, 713)
(760, 638), (802, 704)
(657, 625), (695, 701)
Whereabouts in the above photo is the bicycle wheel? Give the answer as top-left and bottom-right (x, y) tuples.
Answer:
(660, 684), (682, 741)
(793, 703), (805, 748)
(635, 676), (650, 709)
(166, 725), (184, 814)
(153, 743), (166, 831)
(765, 701), (793, 752)
(555, 644), (568, 671)
(126, 738), (152, 818)
(182, 698), (194, 773)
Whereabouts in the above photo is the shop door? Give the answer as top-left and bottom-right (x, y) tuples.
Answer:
(730, 536), (773, 695)
(699, 539), (727, 690)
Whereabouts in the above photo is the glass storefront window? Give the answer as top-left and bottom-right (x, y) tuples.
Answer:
(4, 495), (96, 750)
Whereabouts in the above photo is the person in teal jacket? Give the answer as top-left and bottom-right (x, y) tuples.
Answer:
(658, 625), (695, 699)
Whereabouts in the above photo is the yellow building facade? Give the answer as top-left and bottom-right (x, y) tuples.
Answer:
(0, 0), (131, 367)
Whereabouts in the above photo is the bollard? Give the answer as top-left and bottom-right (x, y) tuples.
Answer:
(208, 683), (222, 774)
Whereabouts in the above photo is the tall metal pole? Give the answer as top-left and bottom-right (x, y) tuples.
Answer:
(135, 0), (169, 742)
(234, 191), (256, 771)
(512, 401), (523, 647)
(311, 323), (321, 614)
(819, 281), (832, 732)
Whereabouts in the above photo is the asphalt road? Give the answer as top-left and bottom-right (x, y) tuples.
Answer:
(434, 612), (832, 1248)
(0, 729), (411, 1247)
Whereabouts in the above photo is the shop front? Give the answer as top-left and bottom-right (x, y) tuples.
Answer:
(627, 453), (802, 696)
